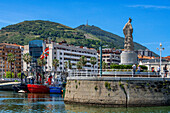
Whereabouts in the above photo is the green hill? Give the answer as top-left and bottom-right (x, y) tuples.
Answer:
(0, 20), (85, 45)
(0, 20), (155, 55)
(76, 25), (147, 50)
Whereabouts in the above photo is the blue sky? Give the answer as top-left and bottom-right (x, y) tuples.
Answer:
(0, 0), (169, 56)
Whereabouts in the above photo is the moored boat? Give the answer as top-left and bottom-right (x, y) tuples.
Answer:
(12, 84), (29, 93)
(27, 84), (49, 93)
(49, 86), (62, 93)
(49, 74), (64, 94)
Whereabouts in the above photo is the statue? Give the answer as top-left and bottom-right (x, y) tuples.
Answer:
(120, 18), (137, 65)
(123, 18), (134, 51)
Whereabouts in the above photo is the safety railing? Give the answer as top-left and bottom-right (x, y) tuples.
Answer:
(68, 69), (170, 78)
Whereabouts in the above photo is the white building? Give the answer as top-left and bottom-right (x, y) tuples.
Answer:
(139, 59), (170, 72)
(23, 40), (98, 73)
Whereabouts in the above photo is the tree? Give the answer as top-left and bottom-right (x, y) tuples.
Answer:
(68, 60), (72, 69)
(17, 72), (21, 78)
(80, 56), (87, 69)
(23, 53), (32, 77)
(7, 53), (15, 78)
(102, 61), (108, 70)
(64, 61), (68, 72)
(52, 59), (59, 76)
(90, 57), (97, 71)
(76, 61), (82, 70)
(6, 71), (14, 78)
(37, 58), (46, 83)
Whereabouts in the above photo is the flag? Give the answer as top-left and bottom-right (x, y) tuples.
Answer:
(40, 47), (49, 59)
(44, 47), (49, 57)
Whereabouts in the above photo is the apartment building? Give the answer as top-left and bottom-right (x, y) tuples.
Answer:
(46, 41), (98, 72)
(23, 40), (98, 73)
(98, 48), (121, 68)
(135, 49), (153, 57)
(0, 43), (23, 76)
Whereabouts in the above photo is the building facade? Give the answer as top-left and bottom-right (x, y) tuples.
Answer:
(139, 59), (170, 72)
(23, 40), (45, 74)
(135, 49), (153, 57)
(23, 40), (98, 74)
(0, 43), (23, 76)
(98, 48), (121, 69)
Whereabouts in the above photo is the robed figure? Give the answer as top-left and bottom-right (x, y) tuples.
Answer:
(123, 18), (134, 51)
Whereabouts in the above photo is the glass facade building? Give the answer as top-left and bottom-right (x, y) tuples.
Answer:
(29, 40), (44, 73)
(29, 40), (44, 61)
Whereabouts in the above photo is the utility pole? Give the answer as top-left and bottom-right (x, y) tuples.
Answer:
(99, 42), (102, 77)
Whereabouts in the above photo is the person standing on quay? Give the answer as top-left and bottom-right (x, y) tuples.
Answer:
(163, 64), (168, 77)
(137, 65), (141, 74)
(157, 65), (160, 75)
(132, 64), (136, 75)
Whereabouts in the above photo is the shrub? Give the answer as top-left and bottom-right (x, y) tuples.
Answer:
(110, 64), (132, 69)
(110, 64), (148, 70)
(105, 82), (108, 88)
(6, 71), (14, 78)
(95, 86), (98, 90)
(140, 65), (148, 70)
(17, 72), (21, 78)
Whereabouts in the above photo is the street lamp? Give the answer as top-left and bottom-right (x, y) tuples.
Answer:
(157, 43), (164, 76)
(99, 42), (102, 77)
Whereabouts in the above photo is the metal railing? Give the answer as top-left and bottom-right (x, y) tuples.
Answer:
(68, 69), (170, 78)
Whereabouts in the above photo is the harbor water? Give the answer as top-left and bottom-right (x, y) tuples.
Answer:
(0, 91), (170, 113)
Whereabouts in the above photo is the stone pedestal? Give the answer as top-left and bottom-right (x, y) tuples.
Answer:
(120, 51), (138, 65)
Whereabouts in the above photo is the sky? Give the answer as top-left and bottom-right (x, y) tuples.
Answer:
(0, 0), (169, 57)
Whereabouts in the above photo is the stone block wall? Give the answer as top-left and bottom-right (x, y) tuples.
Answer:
(64, 77), (170, 107)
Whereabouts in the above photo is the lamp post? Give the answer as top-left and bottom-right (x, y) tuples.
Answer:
(157, 43), (164, 76)
(99, 42), (103, 77)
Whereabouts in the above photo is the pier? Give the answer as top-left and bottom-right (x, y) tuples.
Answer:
(64, 69), (170, 107)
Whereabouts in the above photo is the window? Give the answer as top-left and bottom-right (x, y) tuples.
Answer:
(54, 52), (56, 54)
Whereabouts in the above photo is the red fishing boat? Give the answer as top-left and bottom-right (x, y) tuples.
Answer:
(27, 84), (49, 93)
(27, 73), (49, 93)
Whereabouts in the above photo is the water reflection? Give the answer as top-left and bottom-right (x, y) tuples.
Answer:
(0, 91), (170, 113)
(65, 103), (170, 113)
(0, 91), (65, 113)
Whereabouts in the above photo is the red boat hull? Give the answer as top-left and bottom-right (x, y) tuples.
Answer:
(27, 84), (49, 93)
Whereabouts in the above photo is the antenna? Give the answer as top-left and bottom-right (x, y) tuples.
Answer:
(86, 20), (88, 26)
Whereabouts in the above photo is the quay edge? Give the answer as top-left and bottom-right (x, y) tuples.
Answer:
(64, 77), (170, 107)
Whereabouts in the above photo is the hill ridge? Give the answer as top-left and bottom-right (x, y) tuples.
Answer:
(0, 20), (157, 56)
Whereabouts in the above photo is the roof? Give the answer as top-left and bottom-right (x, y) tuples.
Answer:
(0, 43), (24, 48)
(138, 55), (155, 59)
(164, 56), (170, 61)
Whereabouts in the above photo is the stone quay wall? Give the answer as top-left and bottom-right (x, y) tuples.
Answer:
(64, 77), (170, 107)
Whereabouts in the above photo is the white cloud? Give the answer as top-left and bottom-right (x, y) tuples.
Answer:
(141, 42), (170, 45)
(127, 5), (170, 9)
